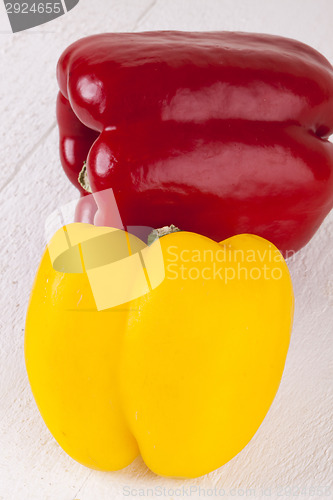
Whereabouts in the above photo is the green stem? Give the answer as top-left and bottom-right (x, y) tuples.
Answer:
(78, 161), (92, 193)
(147, 224), (181, 245)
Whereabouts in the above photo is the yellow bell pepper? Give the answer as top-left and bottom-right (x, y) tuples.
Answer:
(25, 223), (294, 478)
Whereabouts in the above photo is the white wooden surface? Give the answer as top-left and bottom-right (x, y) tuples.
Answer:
(0, 1), (332, 499)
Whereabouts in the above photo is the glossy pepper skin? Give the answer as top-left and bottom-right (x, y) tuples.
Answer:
(56, 31), (333, 255)
(25, 224), (294, 478)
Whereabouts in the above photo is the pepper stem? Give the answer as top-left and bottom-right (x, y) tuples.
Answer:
(147, 224), (181, 245)
(78, 161), (92, 193)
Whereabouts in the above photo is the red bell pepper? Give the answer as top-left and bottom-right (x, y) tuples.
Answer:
(56, 31), (333, 255)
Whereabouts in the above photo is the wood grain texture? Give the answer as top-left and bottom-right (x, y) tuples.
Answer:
(0, 0), (332, 499)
